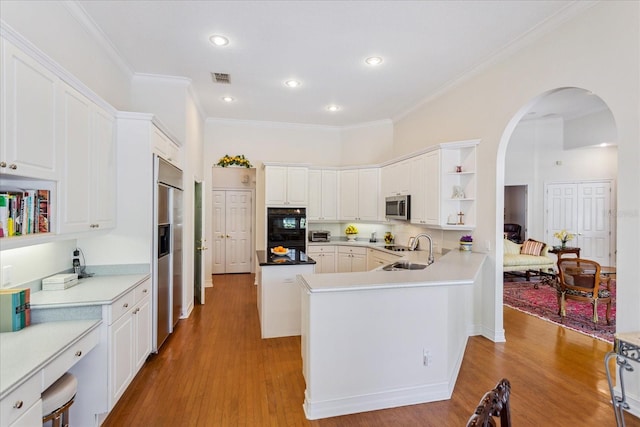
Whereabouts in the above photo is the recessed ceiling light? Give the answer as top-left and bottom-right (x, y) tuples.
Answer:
(284, 80), (301, 88)
(600, 142), (608, 147)
(222, 96), (234, 103)
(365, 56), (383, 66)
(326, 105), (340, 112)
(209, 35), (229, 46)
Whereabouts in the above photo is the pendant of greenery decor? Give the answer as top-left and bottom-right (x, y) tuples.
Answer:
(216, 154), (253, 168)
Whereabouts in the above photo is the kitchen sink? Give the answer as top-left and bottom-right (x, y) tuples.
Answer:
(382, 261), (428, 271)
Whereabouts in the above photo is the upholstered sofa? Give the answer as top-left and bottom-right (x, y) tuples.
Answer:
(503, 237), (555, 280)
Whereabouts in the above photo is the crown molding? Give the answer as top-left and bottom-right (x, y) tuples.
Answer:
(62, 0), (134, 79)
(206, 117), (343, 132)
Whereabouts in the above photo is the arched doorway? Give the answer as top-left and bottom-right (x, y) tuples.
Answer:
(496, 87), (618, 334)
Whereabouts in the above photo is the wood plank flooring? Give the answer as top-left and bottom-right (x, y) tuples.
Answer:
(102, 273), (639, 426)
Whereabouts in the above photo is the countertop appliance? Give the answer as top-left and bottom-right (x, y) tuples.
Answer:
(385, 195), (410, 221)
(309, 230), (331, 242)
(267, 207), (306, 253)
(153, 156), (183, 353)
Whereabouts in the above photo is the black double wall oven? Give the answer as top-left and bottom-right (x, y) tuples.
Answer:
(267, 207), (306, 253)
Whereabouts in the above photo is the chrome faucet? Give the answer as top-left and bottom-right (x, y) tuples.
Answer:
(410, 233), (435, 265)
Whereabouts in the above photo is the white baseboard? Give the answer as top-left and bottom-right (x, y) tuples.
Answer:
(303, 381), (451, 420)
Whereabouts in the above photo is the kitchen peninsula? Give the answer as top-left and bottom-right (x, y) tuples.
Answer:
(256, 249), (316, 338)
(297, 249), (486, 420)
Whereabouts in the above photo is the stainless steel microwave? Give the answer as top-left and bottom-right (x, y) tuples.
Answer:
(385, 195), (410, 220)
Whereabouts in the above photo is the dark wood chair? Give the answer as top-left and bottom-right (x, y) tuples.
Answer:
(467, 378), (511, 427)
(556, 258), (612, 325)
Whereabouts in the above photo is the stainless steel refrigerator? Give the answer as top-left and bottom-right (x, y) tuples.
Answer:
(153, 156), (183, 352)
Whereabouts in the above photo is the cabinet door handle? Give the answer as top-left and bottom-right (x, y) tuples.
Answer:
(143, 288), (148, 293)
(123, 303), (129, 308)
(0, 161), (6, 168)
(13, 400), (23, 409)
(75, 350), (82, 357)
(9, 164), (17, 170)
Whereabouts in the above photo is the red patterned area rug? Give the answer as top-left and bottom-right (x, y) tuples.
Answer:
(503, 280), (616, 343)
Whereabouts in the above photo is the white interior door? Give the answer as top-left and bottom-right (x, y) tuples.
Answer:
(577, 182), (611, 265)
(211, 191), (226, 274)
(225, 191), (252, 273)
(212, 190), (253, 274)
(545, 181), (612, 266)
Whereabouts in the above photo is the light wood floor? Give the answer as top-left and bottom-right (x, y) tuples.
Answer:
(103, 273), (639, 426)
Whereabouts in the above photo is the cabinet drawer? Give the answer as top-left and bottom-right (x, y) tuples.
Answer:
(134, 280), (151, 304)
(108, 291), (134, 325)
(0, 373), (40, 427)
(42, 327), (99, 391)
(337, 246), (367, 255)
(307, 245), (335, 254)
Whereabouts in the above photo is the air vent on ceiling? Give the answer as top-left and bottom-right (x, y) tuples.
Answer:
(212, 72), (231, 84)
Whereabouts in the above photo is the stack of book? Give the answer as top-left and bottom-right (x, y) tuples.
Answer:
(0, 189), (50, 238)
(0, 288), (31, 332)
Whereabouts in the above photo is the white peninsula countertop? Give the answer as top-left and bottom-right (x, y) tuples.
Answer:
(299, 248), (486, 292)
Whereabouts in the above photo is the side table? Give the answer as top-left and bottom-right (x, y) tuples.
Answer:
(605, 332), (640, 426)
(549, 246), (581, 260)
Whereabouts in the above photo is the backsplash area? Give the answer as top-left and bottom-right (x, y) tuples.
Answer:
(0, 239), (77, 290)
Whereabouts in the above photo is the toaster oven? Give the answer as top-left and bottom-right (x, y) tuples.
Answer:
(309, 230), (331, 242)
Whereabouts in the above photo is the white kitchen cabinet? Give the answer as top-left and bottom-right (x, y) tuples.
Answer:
(8, 398), (42, 427)
(308, 169), (338, 221)
(381, 160), (410, 198)
(109, 278), (151, 408)
(133, 283), (152, 373)
(0, 38), (59, 180)
(152, 126), (182, 168)
(307, 245), (336, 273)
(409, 154), (427, 225)
(0, 374), (41, 427)
(58, 82), (116, 234)
(265, 165), (308, 206)
(339, 168), (379, 221)
(410, 141), (478, 229)
(367, 248), (401, 270)
(423, 150), (441, 226)
(337, 246), (367, 272)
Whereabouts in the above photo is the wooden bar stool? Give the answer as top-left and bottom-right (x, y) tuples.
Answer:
(42, 373), (77, 427)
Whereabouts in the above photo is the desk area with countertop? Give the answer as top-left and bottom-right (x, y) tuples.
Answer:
(0, 320), (101, 426)
(2, 272), (151, 426)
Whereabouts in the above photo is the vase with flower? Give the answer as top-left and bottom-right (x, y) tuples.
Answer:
(553, 229), (575, 249)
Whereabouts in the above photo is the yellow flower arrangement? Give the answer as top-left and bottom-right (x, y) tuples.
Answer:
(553, 229), (575, 247)
(216, 154), (252, 168)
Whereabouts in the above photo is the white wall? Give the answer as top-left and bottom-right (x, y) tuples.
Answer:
(341, 120), (394, 165)
(393, 1), (639, 410)
(131, 74), (191, 146)
(565, 109), (617, 149)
